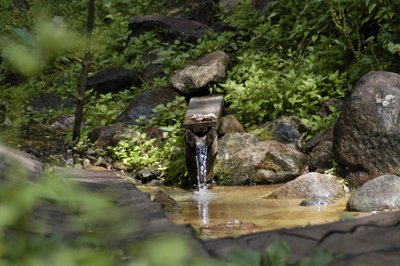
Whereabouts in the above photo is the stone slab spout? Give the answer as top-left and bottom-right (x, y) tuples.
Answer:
(183, 95), (224, 188)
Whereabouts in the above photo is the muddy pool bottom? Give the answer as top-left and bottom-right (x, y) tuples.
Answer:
(141, 184), (371, 239)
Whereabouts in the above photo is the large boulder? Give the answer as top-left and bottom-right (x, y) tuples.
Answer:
(128, 15), (210, 43)
(214, 133), (307, 185)
(87, 67), (142, 94)
(265, 172), (346, 199)
(347, 175), (400, 212)
(171, 51), (230, 96)
(116, 87), (181, 125)
(333, 71), (400, 186)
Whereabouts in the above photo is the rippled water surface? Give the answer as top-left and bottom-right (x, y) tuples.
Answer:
(143, 185), (370, 239)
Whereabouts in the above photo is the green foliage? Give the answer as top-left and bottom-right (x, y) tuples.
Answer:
(226, 240), (336, 266)
(84, 89), (137, 129)
(215, 0), (400, 133)
(111, 96), (188, 186)
(2, 19), (83, 76)
(265, 241), (290, 266)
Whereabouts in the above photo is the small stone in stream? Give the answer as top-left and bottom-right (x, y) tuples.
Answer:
(300, 196), (333, 206)
(226, 219), (242, 228)
(82, 159), (91, 168)
(152, 190), (182, 212)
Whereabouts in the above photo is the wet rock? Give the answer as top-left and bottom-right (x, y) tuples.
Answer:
(87, 67), (142, 94)
(218, 114), (244, 135)
(0, 144), (43, 180)
(129, 15), (210, 43)
(265, 116), (307, 144)
(347, 175), (400, 212)
(116, 87), (181, 125)
(88, 124), (137, 149)
(152, 190), (182, 212)
(214, 133), (308, 185)
(171, 50), (230, 96)
(300, 196), (334, 206)
(138, 166), (162, 183)
(265, 172), (346, 199)
(333, 71), (400, 186)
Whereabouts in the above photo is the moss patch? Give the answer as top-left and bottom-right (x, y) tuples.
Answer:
(257, 153), (283, 172)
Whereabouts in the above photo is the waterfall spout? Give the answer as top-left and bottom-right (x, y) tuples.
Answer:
(182, 95), (224, 189)
(195, 135), (208, 189)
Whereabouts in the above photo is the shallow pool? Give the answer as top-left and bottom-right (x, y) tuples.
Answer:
(141, 184), (370, 239)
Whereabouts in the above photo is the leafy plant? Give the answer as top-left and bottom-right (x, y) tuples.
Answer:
(226, 240), (336, 266)
(111, 96), (187, 186)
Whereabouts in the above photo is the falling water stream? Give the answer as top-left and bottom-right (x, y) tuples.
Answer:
(195, 135), (208, 190)
(194, 135), (213, 225)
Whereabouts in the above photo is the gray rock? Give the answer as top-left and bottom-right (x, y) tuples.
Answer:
(333, 71), (400, 186)
(152, 190), (182, 212)
(265, 172), (346, 199)
(218, 114), (244, 135)
(214, 133), (308, 185)
(0, 144), (43, 180)
(171, 51), (230, 96)
(265, 116), (307, 144)
(129, 15), (210, 43)
(254, 140), (308, 183)
(116, 87), (181, 125)
(87, 67), (141, 94)
(347, 175), (400, 212)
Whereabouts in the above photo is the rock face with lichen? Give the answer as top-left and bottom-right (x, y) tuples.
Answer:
(333, 71), (400, 186)
(214, 133), (308, 185)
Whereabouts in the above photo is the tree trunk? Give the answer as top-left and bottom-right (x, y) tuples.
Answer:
(72, 0), (95, 144)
